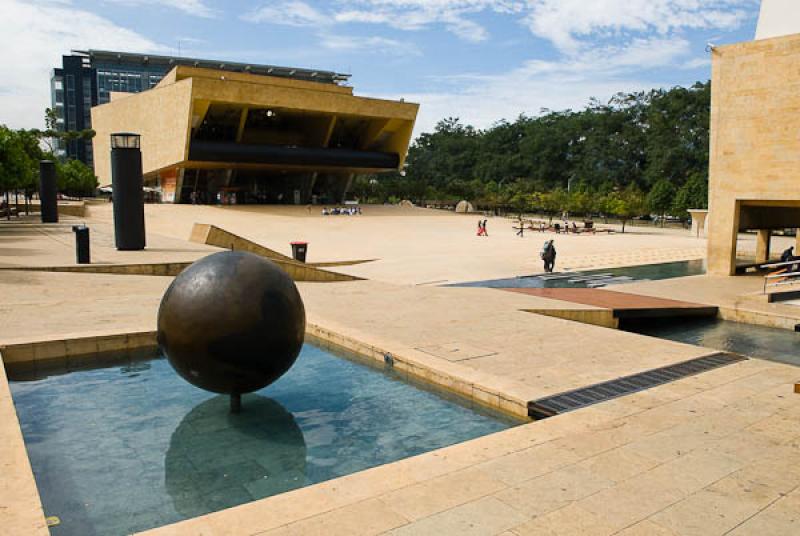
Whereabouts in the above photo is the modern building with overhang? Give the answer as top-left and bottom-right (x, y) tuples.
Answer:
(706, 0), (800, 275)
(90, 64), (418, 204)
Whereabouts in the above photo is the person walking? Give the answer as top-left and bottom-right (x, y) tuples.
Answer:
(541, 240), (557, 273)
(477, 220), (484, 236)
(483, 219), (489, 236)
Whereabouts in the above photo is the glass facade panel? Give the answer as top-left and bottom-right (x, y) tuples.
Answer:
(67, 105), (76, 130)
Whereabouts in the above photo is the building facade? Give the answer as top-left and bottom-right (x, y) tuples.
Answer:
(707, 9), (800, 275)
(91, 66), (418, 204)
(51, 50), (349, 168)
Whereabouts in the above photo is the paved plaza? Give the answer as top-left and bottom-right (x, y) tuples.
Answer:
(1, 205), (799, 535)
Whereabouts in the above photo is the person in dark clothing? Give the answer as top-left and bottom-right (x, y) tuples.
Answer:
(483, 219), (489, 236)
(541, 240), (556, 273)
(780, 246), (795, 263)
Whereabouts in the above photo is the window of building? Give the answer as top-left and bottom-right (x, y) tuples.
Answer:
(82, 78), (92, 106)
(67, 105), (76, 130)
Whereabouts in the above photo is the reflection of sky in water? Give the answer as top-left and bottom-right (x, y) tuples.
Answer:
(10, 344), (517, 536)
(450, 259), (707, 288)
(628, 318), (800, 367)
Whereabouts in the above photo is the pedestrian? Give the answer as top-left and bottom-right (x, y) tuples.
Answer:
(483, 219), (489, 236)
(540, 240), (557, 273)
(516, 217), (524, 237)
(477, 220), (484, 236)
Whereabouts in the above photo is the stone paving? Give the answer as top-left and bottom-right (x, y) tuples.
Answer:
(1, 206), (799, 536)
(84, 204), (709, 284)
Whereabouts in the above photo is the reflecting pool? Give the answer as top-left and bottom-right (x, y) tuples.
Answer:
(451, 259), (706, 289)
(10, 343), (518, 536)
(625, 317), (800, 367)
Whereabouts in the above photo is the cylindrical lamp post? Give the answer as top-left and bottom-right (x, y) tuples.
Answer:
(39, 160), (58, 223)
(110, 133), (146, 250)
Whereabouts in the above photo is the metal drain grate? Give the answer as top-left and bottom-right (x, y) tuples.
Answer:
(527, 352), (747, 420)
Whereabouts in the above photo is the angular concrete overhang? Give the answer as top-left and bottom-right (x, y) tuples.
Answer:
(91, 66), (419, 185)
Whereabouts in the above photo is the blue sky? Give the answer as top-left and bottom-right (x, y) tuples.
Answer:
(1, 1), (761, 135)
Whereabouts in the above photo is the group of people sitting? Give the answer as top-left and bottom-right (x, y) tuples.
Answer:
(322, 206), (362, 216)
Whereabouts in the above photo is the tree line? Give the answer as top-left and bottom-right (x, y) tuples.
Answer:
(0, 109), (98, 212)
(353, 81), (710, 227)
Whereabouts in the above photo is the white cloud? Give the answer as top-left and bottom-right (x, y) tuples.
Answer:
(103, 0), (216, 18)
(246, 0), (525, 42)
(247, 1), (328, 26)
(523, 0), (756, 53)
(0, 0), (160, 129)
(327, 0), (755, 136)
(320, 35), (422, 56)
(246, 0), (756, 49)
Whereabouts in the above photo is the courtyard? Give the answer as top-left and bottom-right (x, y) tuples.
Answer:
(1, 204), (799, 535)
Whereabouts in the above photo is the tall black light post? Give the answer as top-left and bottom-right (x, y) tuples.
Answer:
(110, 133), (146, 250)
(39, 160), (58, 223)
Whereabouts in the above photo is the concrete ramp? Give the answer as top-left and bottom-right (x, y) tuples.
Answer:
(190, 223), (293, 261)
(0, 258), (362, 282)
(190, 223), (375, 268)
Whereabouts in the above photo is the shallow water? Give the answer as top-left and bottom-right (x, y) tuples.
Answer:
(10, 344), (517, 536)
(626, 317), (800, 367)
(450, 259), (706, 289)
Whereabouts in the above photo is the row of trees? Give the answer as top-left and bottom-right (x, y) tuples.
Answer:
(354, 81), (711, 223)
(1, 115), (98, 208)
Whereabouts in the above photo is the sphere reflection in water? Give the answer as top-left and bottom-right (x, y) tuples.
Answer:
(165, 395), (306, 518)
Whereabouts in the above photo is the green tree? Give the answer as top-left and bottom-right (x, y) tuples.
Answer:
(643, 82), (710, 190)
(0, 126), (42, 216)
(375, 81), (711, 215)
(34, 107), (96, 156)
(647, 178), (677, 226)
(672, 171), (709, 215)
(607, 185), (647, 233)
(57, 159), (98, 197)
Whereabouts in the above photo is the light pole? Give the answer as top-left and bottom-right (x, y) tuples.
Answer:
(566, 176), (575, 220)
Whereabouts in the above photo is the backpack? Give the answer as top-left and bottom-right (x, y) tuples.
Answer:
(540, 241), (552, 259)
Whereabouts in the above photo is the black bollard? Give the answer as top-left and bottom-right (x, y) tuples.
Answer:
(110, 133), (146, 250)
(39, 161), (58, 223)
(72, 225), (90, 264)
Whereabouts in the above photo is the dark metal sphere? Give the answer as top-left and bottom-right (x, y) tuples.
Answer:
(157, 251), (305, 395)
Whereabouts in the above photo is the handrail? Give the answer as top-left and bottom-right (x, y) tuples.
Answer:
(764, 272), (800, 280)
(763, 263), (800, 294)
(761, 260), (800, 269)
